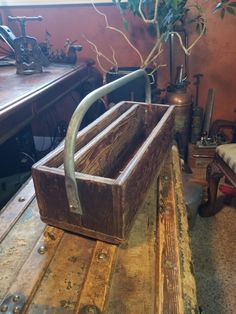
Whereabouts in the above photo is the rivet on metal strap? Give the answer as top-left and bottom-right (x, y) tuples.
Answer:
(163, 175), (169, 181)
(0, 294), (25, 314)
(13, 306), (21, 314)
(38, 245), (47, 254)
(18, 196), (25, 202)
(97, 252), (108, 261)
(0, 304), (8, 312)
(79, 304), (101, 314)
(12, 295), (20, 303)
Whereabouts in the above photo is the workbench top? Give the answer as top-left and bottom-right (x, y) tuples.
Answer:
(0, 61), (95, 145)
(0, 146), (198, 314)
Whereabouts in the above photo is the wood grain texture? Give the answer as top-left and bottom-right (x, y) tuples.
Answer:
(0, 147), (198, 314)
(0, 179), (35, 242)
(32, 103), (174, 243)
(171, 147), (199, 314)
(0, 63), (91, 144)
(105, 177), (158, 314)
(28, 233), (95, 314)
(156, 147), (199, 314)
(75, 241), (117, 314)
(156, 153), (185, 314)
(1, 226), (64, 313)
(0, 198), (45, 303)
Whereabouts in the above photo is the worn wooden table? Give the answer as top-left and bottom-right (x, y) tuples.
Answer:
(0, 146), (198, 314)
(0, 60), (99, 145)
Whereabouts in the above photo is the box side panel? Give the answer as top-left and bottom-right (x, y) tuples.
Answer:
(32, 167), (122, 243)
(74, 105), (144, 178)
(39, 101), (133, 168)
(120, 110), (174, 237)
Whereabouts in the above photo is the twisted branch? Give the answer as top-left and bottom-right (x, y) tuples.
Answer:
(138, 0), (159, 24)
(169, 19), (207, 56)
(83, 34), (118, 73)
(91, 1), (144, 65)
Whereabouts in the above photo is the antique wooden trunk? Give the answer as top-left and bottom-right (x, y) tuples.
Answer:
(32, 101), (174, 244)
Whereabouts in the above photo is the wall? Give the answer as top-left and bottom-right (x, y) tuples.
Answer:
(1, 3), (236, 124)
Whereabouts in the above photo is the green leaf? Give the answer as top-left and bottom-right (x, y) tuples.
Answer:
(123, 19), (129, 32)
(163, 31), (170, 42)
(222, 0), (229, 3)
(226, 6), (236, 14)
(213, 2), (222, 13)
(221, 7), (226, 18)
(229, 1), (236, 6)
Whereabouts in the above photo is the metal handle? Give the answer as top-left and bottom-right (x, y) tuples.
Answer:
(64, 69), (151, 215)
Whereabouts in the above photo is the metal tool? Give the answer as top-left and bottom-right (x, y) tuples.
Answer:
(193, 73), (203, 107)
(198, 88), (215, 146)
(47, 38), (82, 64)
(190, 73), (204, 144)
(0, 15), (49, 74)
(202, 88), (215, 136)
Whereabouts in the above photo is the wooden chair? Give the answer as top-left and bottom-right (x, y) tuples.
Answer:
(199, 143), (236, 217)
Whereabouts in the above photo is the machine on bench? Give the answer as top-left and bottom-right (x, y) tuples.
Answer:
(0, 15), (82, 74)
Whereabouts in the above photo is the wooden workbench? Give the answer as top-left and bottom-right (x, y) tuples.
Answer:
(0, 146), (199, 314)
(0, 60), (101, 145)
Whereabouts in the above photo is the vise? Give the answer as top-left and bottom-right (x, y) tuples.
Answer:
(0, 15), (49, 74)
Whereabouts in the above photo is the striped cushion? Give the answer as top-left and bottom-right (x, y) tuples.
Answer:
(216, 144), (236, 174)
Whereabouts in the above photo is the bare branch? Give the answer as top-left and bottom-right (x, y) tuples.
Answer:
(91, 1), (144, 65)
(138, 0), (159, 24)
(83, 34), (117, 73)
(169, 19), (207, 56)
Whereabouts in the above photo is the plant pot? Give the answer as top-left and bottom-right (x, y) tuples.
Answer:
(106, 67), (158, 105)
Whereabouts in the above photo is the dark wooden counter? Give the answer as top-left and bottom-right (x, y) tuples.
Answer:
(0, 146), (199, 314)
(0, 61), (98, 144)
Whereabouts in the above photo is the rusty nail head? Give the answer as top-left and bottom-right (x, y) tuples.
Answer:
(12, 295), (20, 303)
(79, 304), (101, 314)
(97, 252), (108, 261)
(0, 304), (8, 312)
(38, 245), (47, 254)
(13, 306), (21, 314)
(18, 196), (25, 202)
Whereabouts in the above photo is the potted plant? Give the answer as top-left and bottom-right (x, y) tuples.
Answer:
(82, 0), (235, 159)
(85, 0), (234, 72)
(83, 0), (235, 104)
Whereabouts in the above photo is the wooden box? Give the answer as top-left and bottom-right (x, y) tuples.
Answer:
(32, 101), (174, 244)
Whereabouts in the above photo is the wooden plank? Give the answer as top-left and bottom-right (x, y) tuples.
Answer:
(75, 241), (117, 314)
(0, 179), (35, 242)
(0, 146), (198, 314)
(0, 226), (64, 312)
(171, 147), (199, 313)
(156, 153), (184, 314)
(156, 146), (199, 314)
(105, 178), (158, 314)
(27, 233), (95, 314)
(0, 198), (45, 302)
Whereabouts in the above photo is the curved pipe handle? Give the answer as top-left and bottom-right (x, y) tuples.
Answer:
(64, 69), (151, 215)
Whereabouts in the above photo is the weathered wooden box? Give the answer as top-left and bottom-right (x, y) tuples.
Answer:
(32, 101), (174, 244)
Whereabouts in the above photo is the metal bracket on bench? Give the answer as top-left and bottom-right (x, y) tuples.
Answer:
(64, 69), (151, 215)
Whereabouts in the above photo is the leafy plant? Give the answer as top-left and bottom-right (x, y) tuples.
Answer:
(213, 0), (236, 19)
(85, 0), (234, 75)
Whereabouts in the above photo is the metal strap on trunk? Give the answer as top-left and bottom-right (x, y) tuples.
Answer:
(64, 69), (151, 215)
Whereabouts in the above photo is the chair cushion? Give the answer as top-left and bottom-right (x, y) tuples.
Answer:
(216, 144), (236, 174)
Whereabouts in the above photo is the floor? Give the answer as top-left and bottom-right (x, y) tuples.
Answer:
(190, 196), (236, 314)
